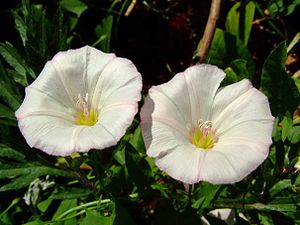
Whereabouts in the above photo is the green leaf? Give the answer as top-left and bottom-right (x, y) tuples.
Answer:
(94, 15), (113, 52)
(0, 165), (73, 192)
(223, 59), (251, 85)
(281, 116), (293, 142)
(80, 209), (114, 225)
(125, 143), (153, 189)
(52, 199), (77, 221)
(0, 144), (25, 162)
(260, 42), (300, 116)
(0, 103), (17, 122)
(201, 28), (255, 76)
(269, 179), (291, 197)
(287, 125), (300, 144)
(272, 117), (281, 142)
(294, 78), (300, 92)
(226, 1), (255, 45)
(13, 11), (27, 46)
(23, 220), (44, 225)
(37, 198), (53, 213)
(0, 42), (35, 80)
(60, 0), (88, 18)
(268, 0), (300, 16)
(51, 187), (91, 199)
(192, 182), (222, 211)
(0, 62), (22, 111)
(258, 212), (274, 225)
(129, 126), (145, 154)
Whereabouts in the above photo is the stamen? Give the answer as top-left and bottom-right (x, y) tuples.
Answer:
(74, 93), (98, 126)
(192, 119), (217, 150)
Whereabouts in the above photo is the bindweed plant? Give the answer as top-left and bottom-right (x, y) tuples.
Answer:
(0, 0), (299, 224)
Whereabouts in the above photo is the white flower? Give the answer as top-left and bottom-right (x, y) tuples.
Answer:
(141, 64), (274, 184)
(16, 46), (142, 156)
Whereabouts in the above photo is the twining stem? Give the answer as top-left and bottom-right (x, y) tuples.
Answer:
(65, 157), (97, 194)
(197, 0), (222, 63)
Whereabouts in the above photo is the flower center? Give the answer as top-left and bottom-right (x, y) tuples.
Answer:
(74, 93), (98, 126)
(191, 119), (217, 150)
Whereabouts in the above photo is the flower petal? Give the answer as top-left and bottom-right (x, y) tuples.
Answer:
(75, 104), (139, 151)
(200, 139), (269, 184)
(211, 79), (274, 138)
(17, 115), (77, 156)
(91, 57), (142, 109)
(155, 144), (207, 184)
(183, 64), (225, 124)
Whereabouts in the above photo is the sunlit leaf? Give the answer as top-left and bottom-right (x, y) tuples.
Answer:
(60, 0), (88, 18)
(201, 28), (255, 76)
(226, 1), (255, 45)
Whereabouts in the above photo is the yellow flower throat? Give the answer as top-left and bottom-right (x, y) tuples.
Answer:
(191, 120), (216, 150)
(75, 93), (98, 126)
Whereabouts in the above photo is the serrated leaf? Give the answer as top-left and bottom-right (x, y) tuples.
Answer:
(13, 11), (27, 46)
(0, 42), (35, 80)
(0, 63), (22, 111)
(226, 1), (255, 45)
(0, 103), (16, 121)
(261, 42), (300, 116)
(200, 28), (255, 76)
(0, 144), (25, 162)
(0, 165), (73, 192)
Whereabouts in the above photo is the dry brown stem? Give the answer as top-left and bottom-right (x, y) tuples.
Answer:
(198, 0), (222, 63)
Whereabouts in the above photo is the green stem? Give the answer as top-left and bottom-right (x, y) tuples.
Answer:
(55, 199), (111, 220)
(0, 198), (19, 218)
(253, 0), (286, 39)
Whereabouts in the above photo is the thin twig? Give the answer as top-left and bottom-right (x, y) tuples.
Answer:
(197, 0), (222, 63)
(125, 0), (137, 17)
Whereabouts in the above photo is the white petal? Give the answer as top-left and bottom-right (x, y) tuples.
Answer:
(75, 104), (138, 151)
(200, 139), (269, 184)
(91, 57), (142, 109)
(17, 115), (77, 156)
(155, 144), (207, 184)
(15, 87), (74, 121)
(211, 80), (274, 138)
(144, 72), (193, 126)
(141, 119), (189, 158)
(183, 64), (225, 123)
